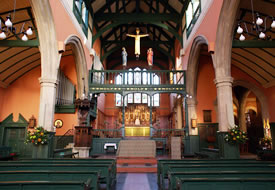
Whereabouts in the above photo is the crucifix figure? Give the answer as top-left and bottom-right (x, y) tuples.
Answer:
(127, 27), (149, 58)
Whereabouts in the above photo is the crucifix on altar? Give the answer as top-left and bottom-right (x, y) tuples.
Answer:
(126, 27), (149, 59)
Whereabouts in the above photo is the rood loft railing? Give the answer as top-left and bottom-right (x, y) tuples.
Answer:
(89, 69), (186, 94)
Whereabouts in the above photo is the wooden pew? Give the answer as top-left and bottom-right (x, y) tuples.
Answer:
(157, 159), (274, 188)
(0, 170), (99, 190)
(176, 178), (275, 190)
(53, 148), (79, 158)
(19, 158), (116, 177)
(0, 146), (18, 161)
(168, 171), (275, 190)
(3, 159), (117, 179)
(0, 180), (93, 190)
(0, 163), (114, 190)
(161, 164), (275, 190)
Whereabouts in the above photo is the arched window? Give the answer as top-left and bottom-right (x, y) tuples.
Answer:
(115, 67), (160, 107)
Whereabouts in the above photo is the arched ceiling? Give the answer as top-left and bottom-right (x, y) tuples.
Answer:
(0, 0), (39, 88)
(232, 0), (275, 88)
(85, 0), (189, 67)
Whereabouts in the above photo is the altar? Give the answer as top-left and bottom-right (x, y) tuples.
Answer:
(125, 126), (150, 136)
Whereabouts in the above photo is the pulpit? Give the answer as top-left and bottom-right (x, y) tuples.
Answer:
(73, 98), (94, 156)
(74, 126), (92, 147)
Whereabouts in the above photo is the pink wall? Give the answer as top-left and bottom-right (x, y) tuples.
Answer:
(182, 0), (223, 70)
(196, 55), (217, 123)
(0, 66), (41, 123)
(54, 55), (78, 135)
(49, 0), (93, 69)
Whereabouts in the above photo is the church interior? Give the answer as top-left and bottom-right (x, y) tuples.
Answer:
(0, 0), (274, 189)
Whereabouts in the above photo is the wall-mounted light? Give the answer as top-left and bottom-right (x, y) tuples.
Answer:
(191, 118), (197, 128)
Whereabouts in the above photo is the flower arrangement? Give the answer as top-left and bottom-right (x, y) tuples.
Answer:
(224, 125), (248, 145)
(259, 137), (272, 148)
(25, 126), (49, 145)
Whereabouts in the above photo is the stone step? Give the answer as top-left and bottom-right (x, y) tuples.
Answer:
(117, 158), (157, 165)
(116, 157), (157, 173)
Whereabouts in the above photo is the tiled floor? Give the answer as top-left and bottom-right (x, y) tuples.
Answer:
(115, 173), (158, 190)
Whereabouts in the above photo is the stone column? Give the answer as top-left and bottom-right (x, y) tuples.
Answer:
(176, 98), (183, 129)
(187, 98), (198, 135)
(215, 76), (239, 159)
(214, 76), (235, 131)
(38, 78), (58, 132)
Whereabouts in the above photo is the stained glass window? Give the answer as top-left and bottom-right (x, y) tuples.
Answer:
(128, 94), (133, 103)
(134, 93), (141, 103)
(142, 94), (148, 103)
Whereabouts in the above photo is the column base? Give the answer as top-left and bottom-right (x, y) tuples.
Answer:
(74, 147), (91, 158)
(217, 132), (240, 159)
(32, 145), (49, 159)
(183, 135), (200, 155)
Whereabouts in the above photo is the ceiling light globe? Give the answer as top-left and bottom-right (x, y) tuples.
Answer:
(26, 27), (33, 35)
(237, 26), (243, 34)
(239, 34), (245, 41)
(5, 17), (12, 27)
(0, 31), (6, 39)
(271, 20), (275, 28)
(259, 32), (265, 39)
(22, 33), (28, 41)
(256, 17), (263, 25)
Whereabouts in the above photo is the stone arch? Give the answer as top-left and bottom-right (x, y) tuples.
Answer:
(213, 0), (240, 77)
(233, 80), (269, 130)
(30, 0), (59, 130)
(186, 35), (209, 99)
(64, 35), (89, 98)
(186, 35), (210, 135)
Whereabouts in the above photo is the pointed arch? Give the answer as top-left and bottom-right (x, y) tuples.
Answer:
(64, 35), (89, 98)
(233, 80), (269, 126)
(186, 35), (209, 99)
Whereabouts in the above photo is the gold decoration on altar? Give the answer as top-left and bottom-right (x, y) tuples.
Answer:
(120, 104), (156, 126)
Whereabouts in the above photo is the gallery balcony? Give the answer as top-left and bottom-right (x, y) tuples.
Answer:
(89, 69), (186, 94)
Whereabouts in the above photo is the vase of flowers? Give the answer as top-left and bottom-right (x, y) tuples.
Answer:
(224, 125), (248, 145)
(25, 126), (49, 145)
(219, 125), (248, 159)
(25, 127), (49, 158)
(259, 137), (272, 150)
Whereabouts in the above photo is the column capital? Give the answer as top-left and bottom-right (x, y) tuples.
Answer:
(186, 98), (197, 106)
(39, 78), (58, 87)
(214, 76), (233, 87)
(39, 77), (58, 84)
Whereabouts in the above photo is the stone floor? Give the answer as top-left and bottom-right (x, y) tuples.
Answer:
(114, 173), (158, 190)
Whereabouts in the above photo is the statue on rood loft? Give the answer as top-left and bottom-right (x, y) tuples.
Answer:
(122, 47), (127, 69)
(147, 48), (153, 69)
(126, 27), (149, 59)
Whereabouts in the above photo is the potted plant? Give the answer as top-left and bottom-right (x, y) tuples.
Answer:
(25, 126), (49, 158)
(222, 125), (248, 159)
(259, 137), (272, 150)
(25, 126), (49, 145)
(224, 125), (248, 145)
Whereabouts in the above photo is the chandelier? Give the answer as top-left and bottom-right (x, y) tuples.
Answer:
(0, 0), (33, 41)
(236, 0), (275, 41)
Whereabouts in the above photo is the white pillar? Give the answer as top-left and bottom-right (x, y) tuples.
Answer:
(38, 78), (58, 132)
(214, 76), (235, 132)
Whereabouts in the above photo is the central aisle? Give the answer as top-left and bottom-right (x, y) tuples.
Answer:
(115, 173), (158, 190)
